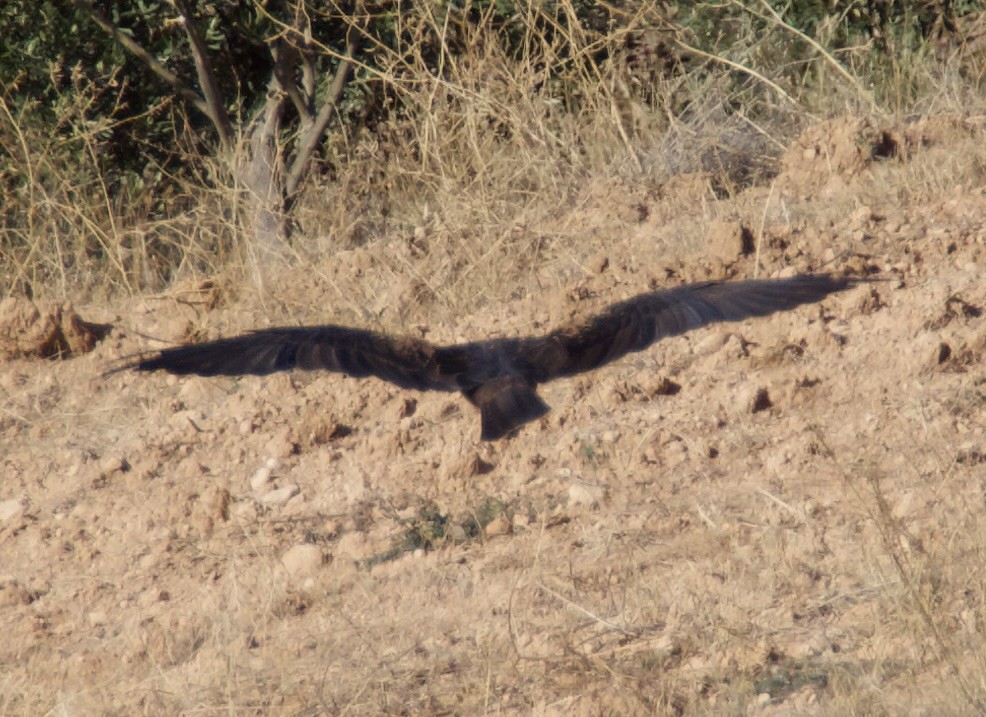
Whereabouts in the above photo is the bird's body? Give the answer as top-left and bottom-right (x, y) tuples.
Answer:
(117, 274), (869, 440)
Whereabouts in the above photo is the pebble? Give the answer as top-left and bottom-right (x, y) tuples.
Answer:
(737, 386), (772, 414)
(282, 544), (324, 576)
(88, 610), (108, 626)
(568, 482), (606, 507)
(260, 485), (300, 505)
(484, 515), (511, 537)
(693, 331), (729, 357)
(100, 455), (127, 475)
(0, 499), (24, 522)
(250, 466), (273, 491)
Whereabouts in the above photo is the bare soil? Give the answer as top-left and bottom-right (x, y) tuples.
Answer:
(2, 116), (985, 715)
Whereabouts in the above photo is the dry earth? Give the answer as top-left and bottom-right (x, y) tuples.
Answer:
(2, 116), (985, 715)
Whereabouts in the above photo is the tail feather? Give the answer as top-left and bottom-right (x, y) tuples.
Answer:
(465, 377), (550, 441)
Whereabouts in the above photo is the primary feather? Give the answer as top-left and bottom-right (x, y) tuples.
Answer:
(120, 274), (868, 440)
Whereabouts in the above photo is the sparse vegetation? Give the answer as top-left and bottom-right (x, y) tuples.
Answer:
(2, 1), (986, 715)
(3, 1), (983, 299)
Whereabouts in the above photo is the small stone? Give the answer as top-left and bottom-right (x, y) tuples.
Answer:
(282, 544), (324, 576)
(261, 484), (300, 505)
(484, 515), (511, 537)
(0, 499), (25, 522)
(694, 331), (729, 356)
(737, 386), (772, 414)
(568, 482), (606, 507)
(100, 455), (127, 475)
(250, 466), (273, 491)
(88, 610), (107, 626)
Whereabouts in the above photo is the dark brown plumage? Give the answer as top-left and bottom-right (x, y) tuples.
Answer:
(117, 274), (866, 440)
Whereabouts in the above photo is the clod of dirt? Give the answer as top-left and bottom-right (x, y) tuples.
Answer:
(0, 297), (110, 360)
(779, 117), (881, 196)
(706, 220), (754, 263)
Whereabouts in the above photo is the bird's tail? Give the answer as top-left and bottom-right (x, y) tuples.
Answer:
(465, 377), (550, 441)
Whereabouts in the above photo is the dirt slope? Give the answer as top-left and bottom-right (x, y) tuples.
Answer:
(2, 116), (985, 715)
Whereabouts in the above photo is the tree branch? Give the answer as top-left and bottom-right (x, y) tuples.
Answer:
(69, 0), (211, 120)
(272, 41), (314, 126)
(171, 0), (235, 147)
(284, 33), (360, 202)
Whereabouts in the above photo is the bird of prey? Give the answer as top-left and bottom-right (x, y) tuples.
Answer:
(115, 274), (867, 440)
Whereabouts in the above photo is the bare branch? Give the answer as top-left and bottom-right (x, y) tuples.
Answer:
(171, 0), (234, 147)
(284, 33), (360, 202)
(272, 41), (314, 126)
(69, 0), (211, 120)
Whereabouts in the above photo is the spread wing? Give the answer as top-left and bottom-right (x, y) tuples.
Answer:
(507, 274), (860, 382)
(123, 326), (476, 393)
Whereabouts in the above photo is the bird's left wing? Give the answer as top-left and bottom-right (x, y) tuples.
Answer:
(508, 274), (863, 383)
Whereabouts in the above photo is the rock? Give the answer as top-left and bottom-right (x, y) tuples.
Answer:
(0, 297), (109, 359)
(0, 499), (25, 522)
(484, 515), (511, 537)
(88, 610), (108, 626)
(694, 331), (729, 357)
(264, 428), (297, 459)
(99, 455), (128, 476)
(260, 485), (300, 505)
(737, 386), (772, 414)
(250, 466), (273, 492)
(568, 482), (606, 507)
(706, 220), (753, 263)
(282, 544), (324, 576)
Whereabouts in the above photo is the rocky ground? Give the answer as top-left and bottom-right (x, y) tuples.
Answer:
(2, 115), (985, 715)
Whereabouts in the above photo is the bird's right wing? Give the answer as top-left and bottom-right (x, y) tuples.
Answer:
(510, 274), (862, 382)
(122, 326), (467, 392)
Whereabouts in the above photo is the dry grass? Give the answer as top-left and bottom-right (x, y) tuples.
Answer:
(10, 2), (983, 305)
(3, 3), (986, 716)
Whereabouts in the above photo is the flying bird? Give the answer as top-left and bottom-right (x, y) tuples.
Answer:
(115, 274), (866, 440)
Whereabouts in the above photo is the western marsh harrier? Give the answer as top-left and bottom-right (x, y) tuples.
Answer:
(117, 274), (865, 440)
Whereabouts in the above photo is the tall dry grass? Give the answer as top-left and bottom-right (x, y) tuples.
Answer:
(4, 1), (981, 304)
